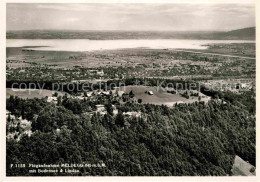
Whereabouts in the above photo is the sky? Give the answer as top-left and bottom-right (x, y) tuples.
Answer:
(6, 3), (255, 31)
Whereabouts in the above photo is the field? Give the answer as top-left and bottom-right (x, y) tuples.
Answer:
(6, 88), (67, 99)
(232, 155), (255, 176)
(123, 86), (210, 106)
(179, 43), (255, 58)
(6, 47), (84, 68)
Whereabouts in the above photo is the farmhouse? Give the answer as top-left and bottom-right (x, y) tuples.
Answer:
(47, 96), (57, 103)
(96, 104), (105, 112)
(148, 91), (154, 95)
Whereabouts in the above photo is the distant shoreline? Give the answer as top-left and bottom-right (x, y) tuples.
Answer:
(6, 27), (256, 40)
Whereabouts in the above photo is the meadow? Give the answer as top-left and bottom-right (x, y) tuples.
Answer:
(123, 85), (209, 106)
(6, 88), (66, 99)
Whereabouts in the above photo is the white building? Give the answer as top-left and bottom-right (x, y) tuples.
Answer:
(123, 111), (142, 118)
(148, 91), (154, 95)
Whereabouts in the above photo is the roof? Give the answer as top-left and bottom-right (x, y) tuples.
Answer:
(123, 111), (141, 117)
(148, 91), (154, 95)
(96, 104), (105, 107)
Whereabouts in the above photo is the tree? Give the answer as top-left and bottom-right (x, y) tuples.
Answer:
(129, 90), (135, 98)
(63, 93), (68, 100)
(138, 98), (142, 104)
(115, 111), (125, 127)
(105, 103), (114, 116)
(7, 114), (11, 122)
(53, 92), (58, 97)
(83, 91), (88, 97)
(57, 96), (62, 106)
(62, 98), (83, 114)
(250, 167), (255, 173)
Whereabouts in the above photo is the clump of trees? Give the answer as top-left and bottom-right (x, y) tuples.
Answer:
(180, 91), (190, 99)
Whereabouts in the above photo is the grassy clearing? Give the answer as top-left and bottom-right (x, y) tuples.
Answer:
(232, 155), (255, 176)
(123, 85), (209, 106)
(6, 88), (67, 99)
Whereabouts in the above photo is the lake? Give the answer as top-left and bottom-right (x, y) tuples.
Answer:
(6, 39), (255, 52)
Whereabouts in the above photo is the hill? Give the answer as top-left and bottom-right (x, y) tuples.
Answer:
(6, 27), (255, 40)
(222, 27), (255, 40)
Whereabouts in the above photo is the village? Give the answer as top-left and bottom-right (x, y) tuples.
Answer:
(6, 45), (256, 83)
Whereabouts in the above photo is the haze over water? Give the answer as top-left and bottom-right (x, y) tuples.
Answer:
(6, 39), (255, 52)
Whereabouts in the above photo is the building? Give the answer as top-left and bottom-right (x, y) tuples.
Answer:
(97, 70), (104, 76)
(96, 105), (106, 112)
(148, 91), (154, 95)
(112, 105), (119, 115)
(101, 91), (110, 96)
(123, 111), (142, 118)
(47, 96), (57, 103)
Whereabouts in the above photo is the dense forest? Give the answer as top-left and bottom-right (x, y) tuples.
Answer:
(6, 88), (255, 176)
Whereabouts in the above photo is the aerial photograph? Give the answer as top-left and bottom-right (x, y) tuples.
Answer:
(5, 3), (255, 176)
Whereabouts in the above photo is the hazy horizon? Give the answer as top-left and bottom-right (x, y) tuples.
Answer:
(7, 3), (255, 31)
(6, 27), (255, 32)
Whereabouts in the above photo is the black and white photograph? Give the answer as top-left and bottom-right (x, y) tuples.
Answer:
(3, 0), (257, 179)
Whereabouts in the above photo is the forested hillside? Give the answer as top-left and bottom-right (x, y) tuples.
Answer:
(6, 90), (255, 176)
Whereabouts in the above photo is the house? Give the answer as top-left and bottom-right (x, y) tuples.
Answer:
(148, 91), (154, 95)
(96, 105), (106, 112)
(47, 96), (57, 103)
(76, 96), (85, 100)
(101, 91), (110, 96)
(19, 69), (26, 73)
(112, 105), (118, 115)
(123, 111), (141, 118)
(240, 83), (247, 89)
(94, 105), (107, 115)
(97, 70), (104, 76)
